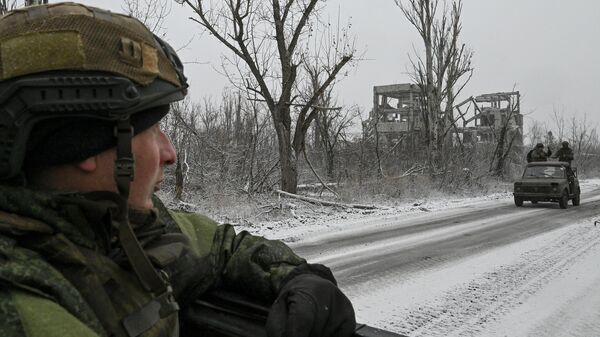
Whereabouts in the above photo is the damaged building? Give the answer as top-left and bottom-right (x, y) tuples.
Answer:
(364, 83), (423, 150)
(365, 83), (523, 149)
(453, 91), (523, 146)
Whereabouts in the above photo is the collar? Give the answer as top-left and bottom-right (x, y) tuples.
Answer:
(0, 185), (165, 253)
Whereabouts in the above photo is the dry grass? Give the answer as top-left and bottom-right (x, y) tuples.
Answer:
(157, 173), (512, 224)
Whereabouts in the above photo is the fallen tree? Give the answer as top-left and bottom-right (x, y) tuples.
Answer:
(275, 190), (378, 210)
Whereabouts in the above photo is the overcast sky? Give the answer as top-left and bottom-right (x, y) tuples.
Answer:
(83, 0), (600, 133)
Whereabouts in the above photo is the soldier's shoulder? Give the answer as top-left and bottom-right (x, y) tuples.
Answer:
(0, 233), (65, 302)
(167, 210), (219, 235)
(0, 209), (54, 237)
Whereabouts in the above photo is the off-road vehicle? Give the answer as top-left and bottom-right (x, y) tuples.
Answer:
(513, 161), (580, 209)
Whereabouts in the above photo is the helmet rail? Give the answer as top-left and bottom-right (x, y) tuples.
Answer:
(0, 72), (186, 179)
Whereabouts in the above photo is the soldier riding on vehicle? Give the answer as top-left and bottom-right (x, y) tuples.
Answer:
(528, 143), (552, 162)
(553, 141), (574, 165)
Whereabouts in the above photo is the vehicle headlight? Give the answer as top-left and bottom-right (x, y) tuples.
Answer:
(515, 187), (521, 192)
(552, 187), (558, 192)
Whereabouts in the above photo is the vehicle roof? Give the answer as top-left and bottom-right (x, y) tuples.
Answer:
(526, 161), (570, 167)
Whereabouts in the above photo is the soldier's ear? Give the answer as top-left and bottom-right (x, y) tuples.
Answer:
(76, 156), (98, 173)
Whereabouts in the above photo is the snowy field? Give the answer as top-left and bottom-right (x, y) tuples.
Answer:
(233, 179), (600, 336)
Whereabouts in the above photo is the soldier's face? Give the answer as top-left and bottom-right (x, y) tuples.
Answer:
(91, 123), (176, 209)
(128, 123), (177, 209)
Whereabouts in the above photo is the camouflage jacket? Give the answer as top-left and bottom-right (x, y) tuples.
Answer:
(530, 148), (550, 162)
(0, 186), (306, 337)
(554, 147), (574, 163)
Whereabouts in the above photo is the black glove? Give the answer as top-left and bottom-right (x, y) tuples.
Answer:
(266, 273), (356, 337)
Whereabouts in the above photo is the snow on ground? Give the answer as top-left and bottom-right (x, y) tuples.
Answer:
(233, 190), (515, 242)
(350, 216), (600, 337)
(235, 179), (600, 243)
(479, 228), (600, 337)
(235, 178), (600, 336)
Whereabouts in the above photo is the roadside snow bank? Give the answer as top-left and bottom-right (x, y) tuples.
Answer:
(234, 191), (512, 241)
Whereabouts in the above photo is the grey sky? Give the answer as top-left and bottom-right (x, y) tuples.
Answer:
(83, 0), (600, 132)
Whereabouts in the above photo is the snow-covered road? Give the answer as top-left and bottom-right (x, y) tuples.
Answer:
(242, 179), (600, 336)
(349, 214), (600, 337)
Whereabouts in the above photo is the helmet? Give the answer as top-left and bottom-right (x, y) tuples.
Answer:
(535, 143), (544, 148)
(562, 141), (569, 147)
(0, 3), (188, 179)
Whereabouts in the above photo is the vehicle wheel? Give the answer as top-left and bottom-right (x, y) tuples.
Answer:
(559, 190), (568, 209)
(572, 191), (581, 206)
(514, 196), (523, 207)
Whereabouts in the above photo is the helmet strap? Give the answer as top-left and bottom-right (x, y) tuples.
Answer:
(111, 118), (179, 335)
(114, 118), (135, 198)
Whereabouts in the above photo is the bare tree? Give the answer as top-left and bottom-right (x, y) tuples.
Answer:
(240, 99), (278, 194)
(318, 107), (357, 180)
(551, 106), (567, 145)
(165, 98), (194, 200)
(179, 0), (355, 193)
(489, 106), (520, 177)
(567, 114), (598, 175)
(122, 0), (171, 37)
(395, 0), (473, 169)
(525, 120), (547, 148)
(1, 0), (18, 15)
(301, 13), (357, 180)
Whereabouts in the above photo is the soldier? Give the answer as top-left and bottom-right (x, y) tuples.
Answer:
(553, 141), (576, 190)
(0, 3), (355, 337)
(530, 143), (552, 162)
(553, 141), (574, 165)
(526, 148), (534, 163)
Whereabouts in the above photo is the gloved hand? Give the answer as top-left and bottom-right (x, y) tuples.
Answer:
(266, 273), (356, 337)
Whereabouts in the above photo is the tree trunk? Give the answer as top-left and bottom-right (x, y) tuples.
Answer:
(492, 131), (506, 176)
(183, 1), (354, 194)
(279, 142), (298, 193)
(273, 105), (298, 194)
(174, 150), (184, 200)
(325, 149), (335, 180)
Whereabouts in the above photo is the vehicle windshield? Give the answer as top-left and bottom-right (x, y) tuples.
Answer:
(523, 165), (565, 178)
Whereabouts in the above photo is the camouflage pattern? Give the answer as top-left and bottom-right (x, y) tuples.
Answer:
(0, 3), (182, 86)
(554, 146), (574, 164)
(0, 186), (305, 337)
(0, 2), (187, 180)
(530, 148), (550, 162)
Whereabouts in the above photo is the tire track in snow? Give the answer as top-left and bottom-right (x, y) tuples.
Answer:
(392, 222), (600, 337)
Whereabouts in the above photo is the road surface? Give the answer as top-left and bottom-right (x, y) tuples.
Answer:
(289, 186), (600, 336)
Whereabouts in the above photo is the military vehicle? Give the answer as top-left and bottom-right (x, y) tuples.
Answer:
(513, 161), (580, 209)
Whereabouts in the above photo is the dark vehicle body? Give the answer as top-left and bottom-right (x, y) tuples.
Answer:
(513, 161), (580, 209)
(186, 290), (406, 337)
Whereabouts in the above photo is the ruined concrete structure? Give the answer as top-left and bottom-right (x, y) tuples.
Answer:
(366, 83), (422, 145)
(453, 91), (523, 145)
(366, 83), (523, 147)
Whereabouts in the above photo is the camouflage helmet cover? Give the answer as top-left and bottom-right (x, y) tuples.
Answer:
(0, 2), (188, 178)
(0, 2), (183, 86)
